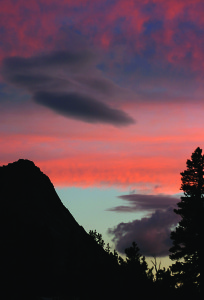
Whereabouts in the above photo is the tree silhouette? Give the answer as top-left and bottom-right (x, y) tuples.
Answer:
(124, 241), (148, 275)
(89, 229), (105, 248)
(169, 147), (204, 295)
(121, 242), (155, 298)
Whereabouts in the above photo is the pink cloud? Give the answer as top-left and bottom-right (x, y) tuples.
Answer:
(0, 130), (191, 194)
(1, 99), (204, 194)
(0, 0), (203, 72)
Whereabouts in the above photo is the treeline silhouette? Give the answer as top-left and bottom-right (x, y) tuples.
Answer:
(1, 147), (203, 299)
(87, 147), (203, 299)
(88, 230), (174, 299)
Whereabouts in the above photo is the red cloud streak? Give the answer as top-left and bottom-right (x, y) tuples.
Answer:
(1, 100), (204, 194)
(0, 136), (184, 194)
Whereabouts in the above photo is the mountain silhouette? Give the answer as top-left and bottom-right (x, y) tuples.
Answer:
(0, 159), (115, 298)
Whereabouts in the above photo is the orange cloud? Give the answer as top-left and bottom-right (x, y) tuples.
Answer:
(0, 129), (192, 195)
(33, 154), (181, 194)
(1, 100), (204, 195)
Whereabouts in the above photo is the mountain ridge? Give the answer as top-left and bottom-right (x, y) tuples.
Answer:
(0, 159), (115, 298)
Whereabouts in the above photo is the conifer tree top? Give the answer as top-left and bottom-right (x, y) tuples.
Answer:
(169, 147), (204, 293)
(180, 147), (204, 197)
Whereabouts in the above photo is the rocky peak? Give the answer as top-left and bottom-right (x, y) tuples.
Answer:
(0, 160), (115, 298)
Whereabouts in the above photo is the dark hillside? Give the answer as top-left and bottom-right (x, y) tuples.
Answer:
(0, 159), (116, 298)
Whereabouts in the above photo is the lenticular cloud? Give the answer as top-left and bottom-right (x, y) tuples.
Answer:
(2, 50), (135, 126)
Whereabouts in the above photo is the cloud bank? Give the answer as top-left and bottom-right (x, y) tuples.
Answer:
(2, 50), (135, 126)
(108, 194), (180, 257)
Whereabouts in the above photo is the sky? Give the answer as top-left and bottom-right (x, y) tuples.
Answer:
(1, 0), (204, 267)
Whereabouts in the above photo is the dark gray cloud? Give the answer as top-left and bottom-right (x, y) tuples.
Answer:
(74, 76), (117, 96)
(3, 72), (72, 93)
(2, 50), (135, 126)
(107, 193), (179, 212)
(108, 207), (180, 257)
(35, 91), (134, 125)
(107, 193), (180, 257)
(7, 74), (52, 89)
(2, 50), (93, 71)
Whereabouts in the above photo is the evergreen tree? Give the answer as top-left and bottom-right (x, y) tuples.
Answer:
(125, 241), (148, 276)
(89, 229), (105, 248)
(169, 147), (204, 294)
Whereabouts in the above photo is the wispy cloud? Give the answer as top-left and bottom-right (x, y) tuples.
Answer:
(107, 193), (179, 212)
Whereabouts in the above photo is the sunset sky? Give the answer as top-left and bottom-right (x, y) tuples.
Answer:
(1, 0), (204, 267)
